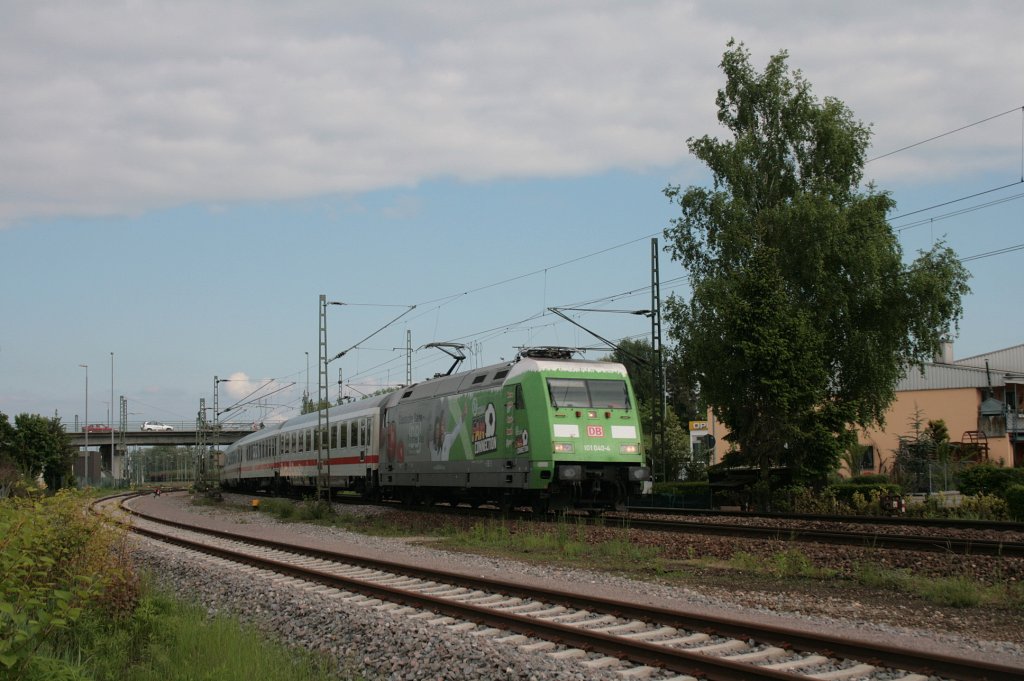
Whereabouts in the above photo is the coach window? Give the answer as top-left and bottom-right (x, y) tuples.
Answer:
(339, 422), (348, 448)
(360, 418), (368, 447)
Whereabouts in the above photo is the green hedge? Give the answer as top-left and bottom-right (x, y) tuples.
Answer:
(958, 464), (1024, 498)
(1006, 484), (1024, 522)
(848, 474), (891, 486)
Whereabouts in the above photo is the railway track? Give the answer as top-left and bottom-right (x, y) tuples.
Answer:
(613, 516), (1024, 557)
(99, 493), (1022, 681)
(332, 495), (1024, 557)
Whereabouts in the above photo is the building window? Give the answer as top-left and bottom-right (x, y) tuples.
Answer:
(860, 445), (875, 470)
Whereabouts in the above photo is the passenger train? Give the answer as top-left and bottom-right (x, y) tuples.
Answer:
(221, 347), (651, 511)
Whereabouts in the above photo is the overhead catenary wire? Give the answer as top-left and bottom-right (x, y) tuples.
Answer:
(867, 105), (1023, 163)
(271, 109), (1024, 408)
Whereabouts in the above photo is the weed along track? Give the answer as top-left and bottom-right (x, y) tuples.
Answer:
(96, 493), (1022, 681)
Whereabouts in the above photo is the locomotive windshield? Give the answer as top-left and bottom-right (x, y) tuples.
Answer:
(547, 378), (631, 409)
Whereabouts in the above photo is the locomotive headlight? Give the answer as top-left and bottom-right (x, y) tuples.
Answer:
(558, 465), (582, 481)
(619, 444), (639, 454)
(627, 466), (651, 481)
(553, 442), (574, 453)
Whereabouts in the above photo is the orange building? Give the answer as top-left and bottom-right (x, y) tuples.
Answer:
(856, 343), (1024, 475)
(701, 342), (1024, 476)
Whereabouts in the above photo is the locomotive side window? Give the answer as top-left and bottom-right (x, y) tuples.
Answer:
(514, 384), (526, 410)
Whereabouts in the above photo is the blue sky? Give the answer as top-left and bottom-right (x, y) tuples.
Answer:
(2, 1), (1022, 429)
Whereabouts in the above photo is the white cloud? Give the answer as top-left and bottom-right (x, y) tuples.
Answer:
(1, 1), (1021, 226)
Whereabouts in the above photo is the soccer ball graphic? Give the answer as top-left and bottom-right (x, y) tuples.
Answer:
(484, 403), (496, 437)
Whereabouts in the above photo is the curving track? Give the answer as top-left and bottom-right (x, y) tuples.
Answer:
(96, 493), (1022, 681)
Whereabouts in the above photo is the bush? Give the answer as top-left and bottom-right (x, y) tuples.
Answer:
(902, 493), (1009, 521)
(652, 481), (711, 496)
(0, 491), (138, 677)
(848, 474), (890, 485)
(830, 482), (902, 502)
(1006, 484), (1024, 522)
(958, 464), (1024, 498)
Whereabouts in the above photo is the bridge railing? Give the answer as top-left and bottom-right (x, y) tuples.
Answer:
(67, 421), (259, 433)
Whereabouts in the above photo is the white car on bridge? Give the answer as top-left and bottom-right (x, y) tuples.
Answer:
(142, 421), (174, 432)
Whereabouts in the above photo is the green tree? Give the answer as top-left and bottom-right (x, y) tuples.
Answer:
(0, 413), (21, 496)
(604, 340), (701, 480)
(608, 339), (698, 424)
(0, 413), (73, 490)
(662, 42), (970, 495)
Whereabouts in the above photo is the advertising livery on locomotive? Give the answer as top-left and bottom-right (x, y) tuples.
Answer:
(222, 347), (651, 511)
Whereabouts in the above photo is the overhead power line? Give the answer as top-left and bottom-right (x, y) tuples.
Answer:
(867, 105), (1023, 163)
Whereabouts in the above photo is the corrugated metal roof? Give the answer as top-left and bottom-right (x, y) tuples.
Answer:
(955, 343), (1024, 373)
(896, 362), (999, 392)
(893, 342), (1024, 392)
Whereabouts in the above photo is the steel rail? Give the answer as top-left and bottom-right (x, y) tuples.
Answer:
(113, 497), (1023, 681)
(615, 517), (1024, 557)
(626, 505), (1024, 532)
(330, 495), (1024, 555)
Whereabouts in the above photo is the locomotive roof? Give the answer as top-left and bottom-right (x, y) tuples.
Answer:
(392, 355), (628, 403)
(226, 354), (629, 452)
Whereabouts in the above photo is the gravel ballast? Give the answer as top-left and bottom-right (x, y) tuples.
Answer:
(126, 493), (1024, 679)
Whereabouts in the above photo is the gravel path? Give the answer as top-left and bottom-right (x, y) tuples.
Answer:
(126, 492), (1024, 680)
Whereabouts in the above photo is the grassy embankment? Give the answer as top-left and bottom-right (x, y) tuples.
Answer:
(0, 491), (348, 681)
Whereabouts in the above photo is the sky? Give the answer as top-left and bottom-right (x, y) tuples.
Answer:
(2, 1), (1023, 430)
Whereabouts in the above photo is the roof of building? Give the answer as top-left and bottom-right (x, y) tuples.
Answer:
(895, 342), (1024, 392)
(955, 343), (1024, 372)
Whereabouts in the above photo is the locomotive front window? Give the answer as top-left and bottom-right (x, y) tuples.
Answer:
(588, 379), (630, 409)
(547, 378), (630, 409)
(548, 378), (589, 408)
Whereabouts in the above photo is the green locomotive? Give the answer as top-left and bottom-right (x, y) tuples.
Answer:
(380, 347), (650, 511)
(224, 347), (651, 511)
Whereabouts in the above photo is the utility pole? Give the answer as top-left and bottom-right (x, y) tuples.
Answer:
(119, 396), (127, 486)
(196, 398), (207, 487)
(406, 330), (412, 386)
(110, 352), (115, 483)
(317, 294), (330, 500)
(79, 364), (89, 485)
(651, 238), (666, 482)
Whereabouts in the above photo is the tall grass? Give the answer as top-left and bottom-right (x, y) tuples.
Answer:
(445, 517), (660, 569)
(852, 563), (996, 608)
(1, 492), (351, 681)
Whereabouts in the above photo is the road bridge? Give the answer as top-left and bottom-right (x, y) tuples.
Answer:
(68, 427), (255, 486)
(67, 428), (252, 449)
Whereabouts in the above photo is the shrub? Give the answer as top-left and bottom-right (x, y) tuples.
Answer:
(0, 491), (138, 676)
(958, 464), (1024, 498)
(295, 498), (334, 521)
(848, 474), (890, 485)
(957, 493), (1008, 521)
(653, 481), (711, 496)
(829, 482), (902, 504)
(1006, 484), (1024, 522)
